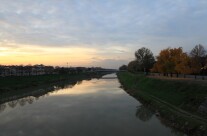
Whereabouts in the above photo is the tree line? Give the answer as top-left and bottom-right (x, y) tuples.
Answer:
(119, 44), (207, 76)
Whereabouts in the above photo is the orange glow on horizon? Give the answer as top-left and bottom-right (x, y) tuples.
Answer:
(0, 44), (98, 67)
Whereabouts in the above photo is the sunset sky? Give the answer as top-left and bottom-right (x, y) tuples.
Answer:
(0, 0), (207, 68)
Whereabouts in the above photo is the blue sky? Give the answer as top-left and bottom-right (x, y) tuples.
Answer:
(0, 0), (207, 68)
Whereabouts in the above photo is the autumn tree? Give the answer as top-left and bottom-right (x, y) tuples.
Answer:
(175, 52), (192, 75)
(152, 48), (174, 74)
(135, 47), (155, 73)
(150, 62), (159, 73)
(152, 47), (192, 75)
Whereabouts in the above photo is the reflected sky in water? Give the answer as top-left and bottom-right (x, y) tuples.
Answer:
(0, 74), (185, 136)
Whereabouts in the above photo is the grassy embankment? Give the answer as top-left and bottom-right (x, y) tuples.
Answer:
(0, 73), (103, 92)
(117, 71), (207, 135)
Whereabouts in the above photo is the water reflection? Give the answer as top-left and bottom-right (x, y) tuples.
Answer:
(51, 79), (120, 96)
(0, 74), (103, 113)
(170, 129), (187, 136)
(8, 100), (18, 108)
(0, 104), (6, 113)
(0, 97), (37, 113)
(0, 73), (187, 136)
(136, 105), (154, 122)
(0, 84), (80, 113)
(135, 103), (187, 136)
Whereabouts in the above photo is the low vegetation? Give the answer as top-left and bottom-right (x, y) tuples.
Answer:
(118, 72), (207, 115)
(117, 71), (207, 135)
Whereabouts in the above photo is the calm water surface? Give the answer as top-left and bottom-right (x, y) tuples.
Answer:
(0, 74), (186, 136)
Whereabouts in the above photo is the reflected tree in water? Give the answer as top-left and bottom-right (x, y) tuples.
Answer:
(45, 93), (50, 97)
(136, 104), (187, 135)
(27, 96), (35, 104)
(171, 128), (186, 136)
(0, 104), (6, 113)
(136, 105), (154, 122)
(64, 84), (75, 89)
(1, 96), (37, 112)
(35, 96), (40, 100)
(19, 98), (27, 107)
(8, 100), (18, 108)
(0, 75), (97, 114)
(76, 81), (82, 85)
(158, 115), (188, 136)
(40, 94), (46, 99)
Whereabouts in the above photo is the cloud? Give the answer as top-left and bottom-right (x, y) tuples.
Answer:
(0, 0), (207, 68)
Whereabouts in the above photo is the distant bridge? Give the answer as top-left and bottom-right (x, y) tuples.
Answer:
(95, 69), (118, 73)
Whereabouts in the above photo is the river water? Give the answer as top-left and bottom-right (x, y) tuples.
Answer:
(0, 73), (186, 136)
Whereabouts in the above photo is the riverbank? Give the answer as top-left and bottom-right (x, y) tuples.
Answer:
(117, 72), (207, 136)
(0, 72), (105, 107)
(0, 72), (105, 92)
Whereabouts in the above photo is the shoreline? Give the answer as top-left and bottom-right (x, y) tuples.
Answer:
(0, 72), (108, 106)
(117, 71), (207, 136)
(0, 72), (108, 93)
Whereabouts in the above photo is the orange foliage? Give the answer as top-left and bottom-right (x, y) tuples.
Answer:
(152, 47), (192, 74)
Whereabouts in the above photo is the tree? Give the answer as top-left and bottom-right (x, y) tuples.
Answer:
(135, 47), (155, 72)
(190, 44), (206, 58)
(150, 62), (159, 73)
(127, 60), (139, 73)
(152, 47), (192, 75)
(175, 52), (192, 75)
(153, 48), (175, 74)
(190, 44), (207, 74)
(119, 65), (127, 71)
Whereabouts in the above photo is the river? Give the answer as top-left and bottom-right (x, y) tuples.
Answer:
(0, 73), (186, 136)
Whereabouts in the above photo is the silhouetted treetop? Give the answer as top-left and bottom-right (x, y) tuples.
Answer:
(190, 44), (206, 58)
(135, 47), (155, 72)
